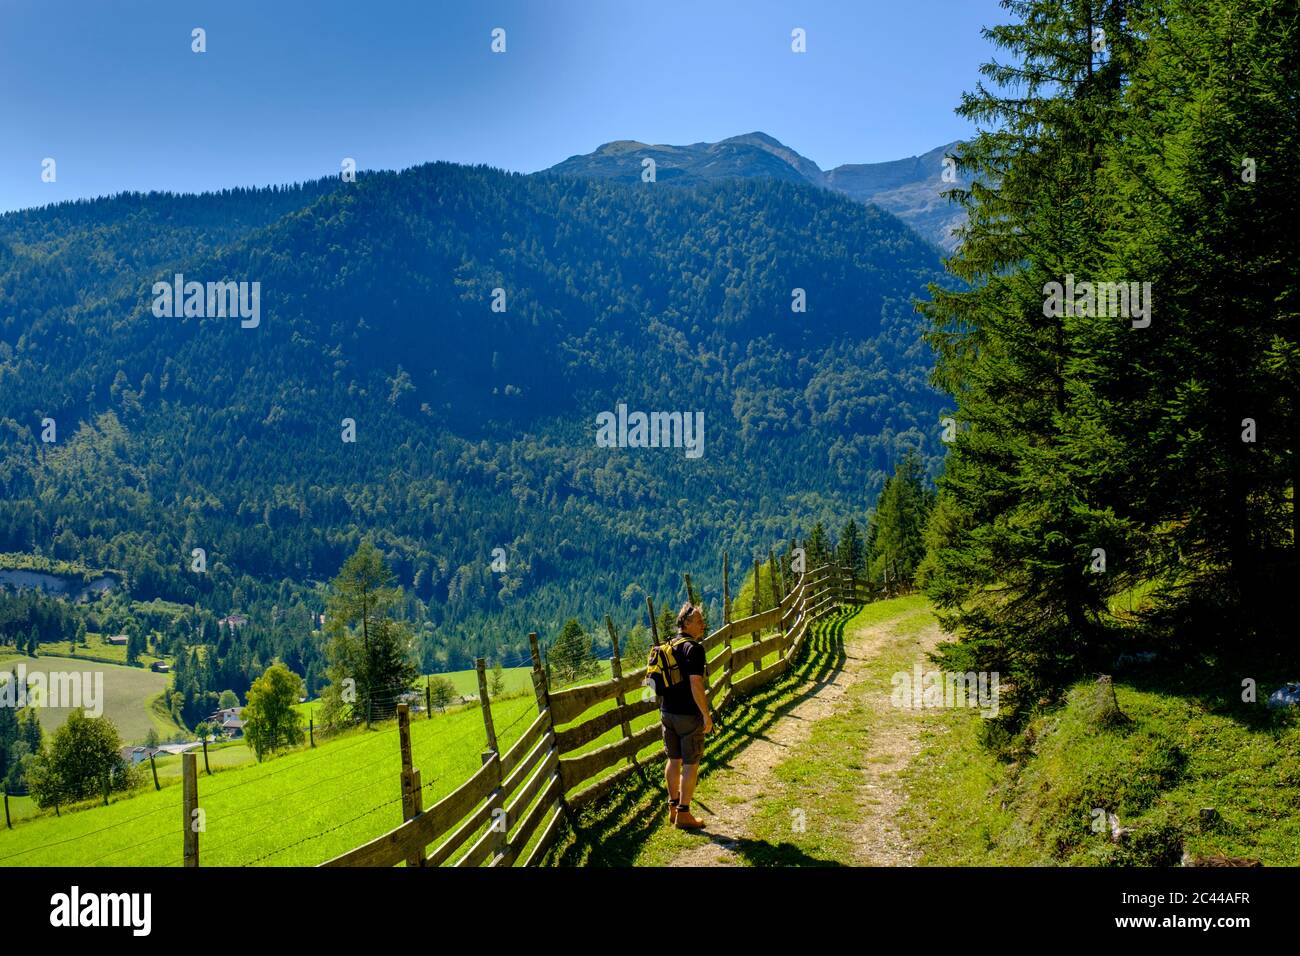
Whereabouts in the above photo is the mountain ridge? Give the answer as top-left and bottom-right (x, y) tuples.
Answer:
(543, 133), (965, 250)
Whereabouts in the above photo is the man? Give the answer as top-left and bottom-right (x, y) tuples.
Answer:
(660, 602), (711, 829)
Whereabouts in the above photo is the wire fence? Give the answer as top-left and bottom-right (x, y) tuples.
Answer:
(3, 569), (848, 866)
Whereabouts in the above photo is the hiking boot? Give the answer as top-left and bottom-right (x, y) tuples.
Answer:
(675, 808), (705, 829)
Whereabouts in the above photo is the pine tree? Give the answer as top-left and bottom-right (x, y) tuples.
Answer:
(867, 454), (933, 588)
(917, 0), (1147, 709)
(1078, 0), (1298, 641)
(549, 619), (597, 686)
(836, 518), (865, 589)
(622, 622), (650, 667)
(125, 621), (144, 666)
(320, 541), (419, 727)
(805, 522), (832, 569)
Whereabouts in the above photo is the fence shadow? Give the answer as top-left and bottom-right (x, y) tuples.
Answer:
(545, 606), (857, 866)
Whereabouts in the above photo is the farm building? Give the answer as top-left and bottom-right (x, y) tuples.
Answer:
(119, 745), (161, 766)
(207, 706), (245, 739)
(105, 634), (128, 646)
(155, 742), (202, 756)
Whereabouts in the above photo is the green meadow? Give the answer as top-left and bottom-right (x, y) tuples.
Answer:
(0, 654), (176, 742)
(0, 693), (538, 866)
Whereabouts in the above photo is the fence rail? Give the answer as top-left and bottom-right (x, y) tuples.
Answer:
(317, 557), (876, 868)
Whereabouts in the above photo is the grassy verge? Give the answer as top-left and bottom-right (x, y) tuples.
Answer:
(901, 662), (1300, 866)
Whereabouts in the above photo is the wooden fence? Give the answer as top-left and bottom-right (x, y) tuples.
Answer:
(318, 559), (875, 867)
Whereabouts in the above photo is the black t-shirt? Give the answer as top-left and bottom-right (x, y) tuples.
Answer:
(660, 636), (706, 717)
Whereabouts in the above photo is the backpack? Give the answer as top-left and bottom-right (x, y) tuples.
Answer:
(645, 636), (693, 696)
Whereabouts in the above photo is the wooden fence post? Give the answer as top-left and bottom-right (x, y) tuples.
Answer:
(772, 548), (786, 605)
(683, 572), (698, 607)
(476, 658), (508, 861)
(426, 678), (432, 719)
(202, 736), (210, 775)
(182, 752), (199, 868)
(721, 551), (734, 696)
(751, 557), (762, 673)
(528, 632), (548, 697)
(646, 596), (660, 645)
(3, 783), (10, 829)
(102, 769), (110, 806)
(309, 716), (315, 748)
(475, 658), (498, 754)
(768, 549), (782, 604)
(150, 752), (160, 790)
(526, 629), (567, 834)
(396, 702), (424, 867)
(722, 551), (731, 625)
(606, 616), (634, 767)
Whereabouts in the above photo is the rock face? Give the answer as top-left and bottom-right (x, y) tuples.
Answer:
(542, 132), (966, 251)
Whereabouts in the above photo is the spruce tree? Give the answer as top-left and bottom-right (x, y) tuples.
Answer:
(919, 0), (1142, 708)
(836, 518), (866, 589)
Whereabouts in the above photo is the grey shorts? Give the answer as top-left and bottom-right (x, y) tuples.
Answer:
(661, 711), (705, 764)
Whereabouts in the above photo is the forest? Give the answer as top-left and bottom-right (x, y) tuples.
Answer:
(918, 0), (1296, 721)
(0, 163), (948, 681)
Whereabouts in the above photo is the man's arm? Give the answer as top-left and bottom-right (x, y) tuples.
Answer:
(689, 675), (712, 732)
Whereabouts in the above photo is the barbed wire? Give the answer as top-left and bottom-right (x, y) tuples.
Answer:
(240, 792), (405, 866)
(0, 796), (178, 864)
(198, 743), (409, 855)
(202, 763), (404, 858)
(81, 826), (182, 868)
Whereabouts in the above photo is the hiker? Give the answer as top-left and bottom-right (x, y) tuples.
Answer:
(653, 601), (712, 829)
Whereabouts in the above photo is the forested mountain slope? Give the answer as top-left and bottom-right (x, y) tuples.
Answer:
(0, 163), (947, 670)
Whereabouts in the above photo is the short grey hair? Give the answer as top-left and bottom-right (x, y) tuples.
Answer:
(676, 602), (702, 630)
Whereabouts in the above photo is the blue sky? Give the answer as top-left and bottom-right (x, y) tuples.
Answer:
(1, 0), (1006, 212)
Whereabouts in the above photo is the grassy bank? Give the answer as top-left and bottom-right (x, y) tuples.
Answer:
(901, 658), (1300, 866)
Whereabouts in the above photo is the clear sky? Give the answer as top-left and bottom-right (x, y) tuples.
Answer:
(1, 0), (1006, 213)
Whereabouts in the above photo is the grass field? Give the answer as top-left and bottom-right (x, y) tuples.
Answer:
(294, 660), (618, 721)
(2, 632), (164, 669)
(0, 692), (539, 866)
(0, 654), (176, 743)
(152, 741), (256, 781)
(428, 660), (615, 698)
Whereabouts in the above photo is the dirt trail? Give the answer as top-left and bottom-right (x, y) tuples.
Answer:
(664, 608), (941, 867)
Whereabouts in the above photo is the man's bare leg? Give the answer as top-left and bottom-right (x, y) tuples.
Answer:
(665, 757), (681, 805)
(679, 762), (699, 807)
